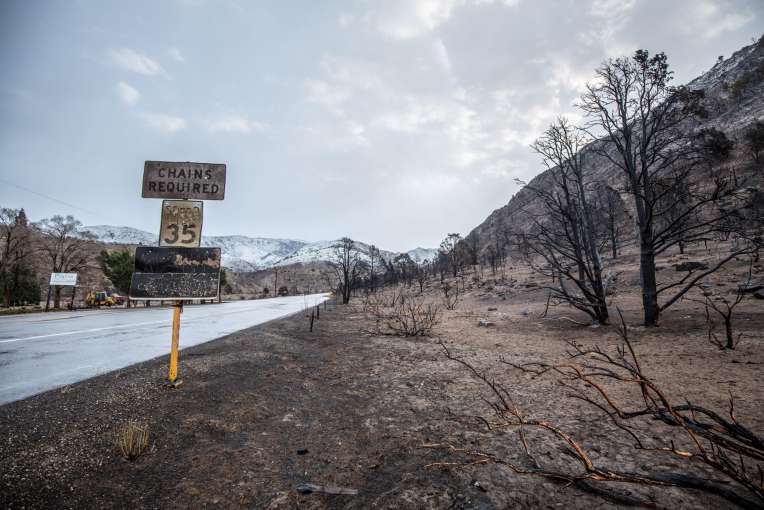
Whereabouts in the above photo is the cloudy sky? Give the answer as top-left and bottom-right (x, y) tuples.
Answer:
(1, 0), (762, 251)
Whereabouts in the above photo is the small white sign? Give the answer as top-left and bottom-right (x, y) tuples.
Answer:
(50, 273), (78, 286)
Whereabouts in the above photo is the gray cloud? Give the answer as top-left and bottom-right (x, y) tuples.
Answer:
(0, 0), (761, 251)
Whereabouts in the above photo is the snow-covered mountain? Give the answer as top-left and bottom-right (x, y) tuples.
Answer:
(208, 236), (306, 271)
(407, 247), (439, 264)
(81, 225), (436, 271)
(83, 225), (156, 246)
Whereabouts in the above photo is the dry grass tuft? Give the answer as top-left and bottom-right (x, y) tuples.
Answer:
(116, 421), (149, 461)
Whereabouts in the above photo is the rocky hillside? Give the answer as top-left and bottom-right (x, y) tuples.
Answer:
(465, 36), (764, 257)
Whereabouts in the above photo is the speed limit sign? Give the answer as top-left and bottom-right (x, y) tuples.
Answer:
(159, 200), (203, 247)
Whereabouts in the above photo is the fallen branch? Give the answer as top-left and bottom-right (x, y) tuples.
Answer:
(429, 310), (764, 508)
(295, 483), (358, 496)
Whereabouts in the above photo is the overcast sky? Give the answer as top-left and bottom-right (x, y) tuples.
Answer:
(1, 0), (762, 251)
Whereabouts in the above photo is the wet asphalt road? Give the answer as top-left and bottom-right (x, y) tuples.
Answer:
(0, 294), (327, 405)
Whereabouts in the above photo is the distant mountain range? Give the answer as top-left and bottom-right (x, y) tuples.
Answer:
(81, 225), (438, 271)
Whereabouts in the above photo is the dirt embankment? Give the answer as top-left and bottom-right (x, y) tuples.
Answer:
(2, 256), (763, 508)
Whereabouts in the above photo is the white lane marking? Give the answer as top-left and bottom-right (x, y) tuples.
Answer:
(0, 308), (258, 345)
(0, 296), (328, 345)
(28, 314), (89, 323)
(0, 320), (169, 344)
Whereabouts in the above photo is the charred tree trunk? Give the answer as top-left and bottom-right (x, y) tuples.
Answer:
(640, 241), (659, 326)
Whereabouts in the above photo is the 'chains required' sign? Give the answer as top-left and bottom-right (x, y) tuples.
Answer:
(142, 161), (226, 200)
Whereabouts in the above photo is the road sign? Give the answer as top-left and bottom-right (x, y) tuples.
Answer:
(50, 273), (78, 286)
(138, 159), (226, 385)
(142, 161), (226, 200)
(129, 246), (221, 300)
(160, 200), (203, 247)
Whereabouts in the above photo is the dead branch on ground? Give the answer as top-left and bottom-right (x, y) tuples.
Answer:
(426, 312), (764, 508)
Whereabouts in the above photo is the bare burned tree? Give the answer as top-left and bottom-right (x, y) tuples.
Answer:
(465, 232), (480, 267)
(434, 252), (448, 283)
(367, 244), (380, 293)
(439, 233), (463, 278)
(517, 117), (610, 324)
(363, 287), (440, 337)
(441, 281), (459, 310)
(329, 237), (362, 304)
(744, 121), (764, 164)
(393, 252), (417, 287)
(427, 315), (764, 508)
(593, 185), (629, 259)
(37, 215), (94, 309)
(687, 261), (752, 350)
(416, 259), (430, 293)
(579, 49), (757, 326)
(382, 297), (439, 337)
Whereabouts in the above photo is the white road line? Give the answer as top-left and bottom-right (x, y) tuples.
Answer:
(0, 305), (298, 344)
(0, 297), (320, 345)
(0, 320), (169, 344)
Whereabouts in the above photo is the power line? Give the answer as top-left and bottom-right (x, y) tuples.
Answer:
(0, 177), (100, 216)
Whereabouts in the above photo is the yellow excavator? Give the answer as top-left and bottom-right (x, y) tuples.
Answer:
(86, 291), (116, 307)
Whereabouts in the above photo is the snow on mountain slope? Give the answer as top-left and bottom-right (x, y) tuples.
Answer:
(82, 225), (436, 270)
(273, 240), (400, 267)
(209, 236), (306, 271)
(82, 225), (157, 246)
(407, 247), (439, 264)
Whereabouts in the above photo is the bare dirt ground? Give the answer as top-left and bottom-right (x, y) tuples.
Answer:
(1, 244), (762, 509)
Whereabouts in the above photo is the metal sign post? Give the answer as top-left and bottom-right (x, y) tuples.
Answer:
(47, 273), (78, 311)
(169, 301), (182, 383)
(131, 161), (226, 386)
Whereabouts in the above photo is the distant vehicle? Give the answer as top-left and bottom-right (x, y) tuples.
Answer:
(85, 291), (115, 307)
(110, 293), (126, 305)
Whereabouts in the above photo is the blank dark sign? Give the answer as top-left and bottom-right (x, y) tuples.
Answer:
(129, 246), (221, 299)
(142, 161), (226, 200)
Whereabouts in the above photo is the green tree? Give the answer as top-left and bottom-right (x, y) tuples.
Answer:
(0, 265), (40, 306)
(97, 249), (134, 306)
(1, 208), (35, 307)
(218, 268), (232, 303)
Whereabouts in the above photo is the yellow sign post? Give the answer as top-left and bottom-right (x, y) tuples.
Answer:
(168, 300), (183, 384)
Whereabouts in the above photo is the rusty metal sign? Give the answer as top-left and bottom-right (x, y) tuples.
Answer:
(159, 200), (203, 247)
(129, 246), (221, 300)
(142, 161), (226, 200)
